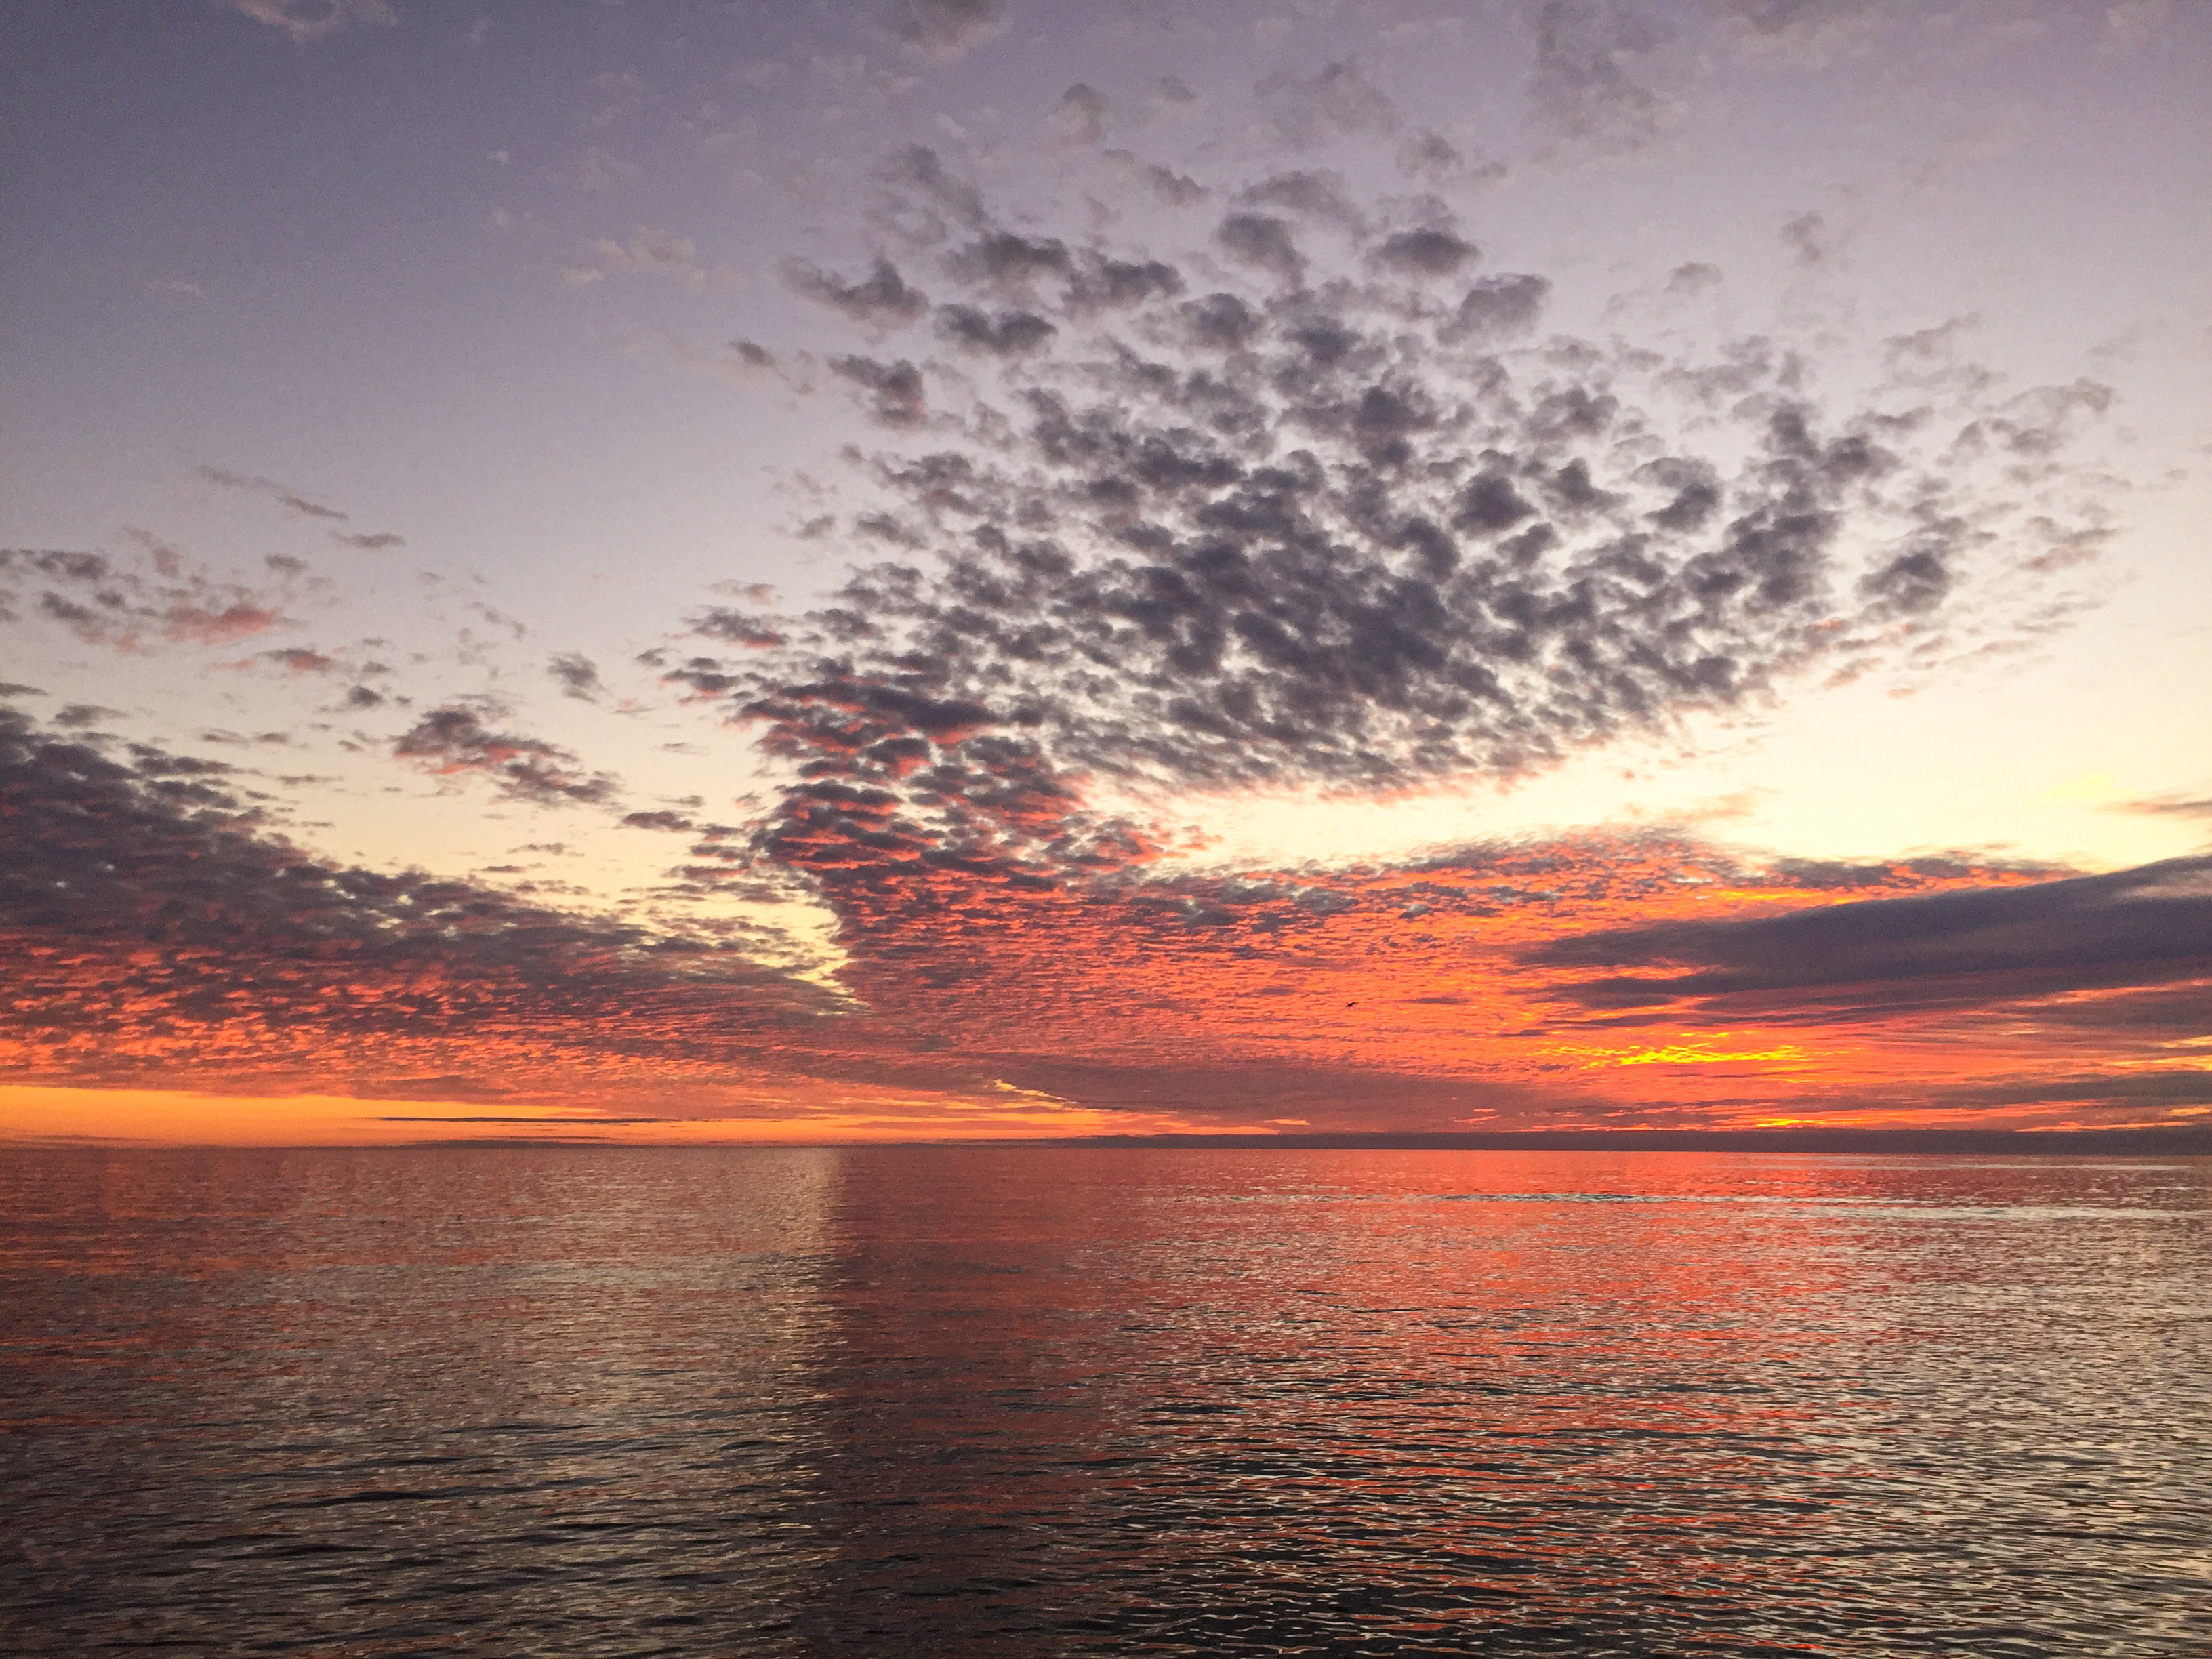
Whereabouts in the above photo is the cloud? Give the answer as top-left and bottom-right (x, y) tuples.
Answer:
(1235, 170), (1368, 239)
(870, 145), (991, 244)
(1061, 254), (1184, 317)
(6, 115), (2152, 1137)
(1256, 61), (1399, 149)
(1395, 129), (1507, 188)
(650, 151), (2115, 955)
(1528, 0), (1674, 155)
(3, 691), (2191, 1129)
(1443, 272), (1552, 338)
(945, 230), (1078, 295)
(199, 465), (349, 522)
(782, 255), (930, 332)
(393, 705), (619, 806)
(827, 355), (928, 427)
(1667, 262), (1722, 297)
(693, 803), (2193, 1128)
(2101, 0), (2175, 57)
(621, 808), (697, 833)
(693, 605), (787, 649)
(1104, 150), (1207, 207)
(567, 228), (703, 285)
(1, 545), (293, 651)
(1397, 129), (1462, 180)
(889, 0), (1011, 62)
(724, 340), (780, 378)
(262, 647), (337, 674)
(1216, 212), (1306, 284)
(548, 652), (606, 701)
(2112, 794), (2212, 821)
(0, 707), (830, 1099)
(1780, 210), (1837, 269)
(1370, 226), (1480, 278)
(935, 305), (1057, 357)
(1927, 1067), (2212, 1111)
(197, 728), (293, 747)
(195, 470), (405, 553)
(230, 0), (396, 46)
(1525, 858), (2212, 1021)
(565, 147), (640, 194)
(1050, 83), (1109, 146)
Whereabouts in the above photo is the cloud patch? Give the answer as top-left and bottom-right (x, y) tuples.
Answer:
(1528, 0), (1674, 155)
(230, 0), (395, 45)
(1105, 150), (1208, 207)
(1525, 858), (2212, 1021)
(394, 705), (618, 806)
(567, 227), (703, 286)
(549, 652), (606, 701)
(3, 696), (2194, 1128)
(1256, 60), (1399, 148)
(783, 255), (930, 332)
(0, 707), (829, 1099)
(890, 0), (1010, 62)
(1050, 83), (1109, 146)
(2113, 793), (2212, 821)
(935, 304), (1057, 356)
(2, 545), (293, 651)
(670, 152), (2113, 914)
(198, 466), (348, 522)
(198, 465), (403, 548)
(828, 354), (929, 427)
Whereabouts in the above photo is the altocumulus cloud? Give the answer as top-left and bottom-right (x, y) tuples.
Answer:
(1, 544), (295, 650)
(667, 147), (2116, 906)
(392, 703), (619, 807)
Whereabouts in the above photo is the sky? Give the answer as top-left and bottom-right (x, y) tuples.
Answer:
(3, 0), (2209, 1145)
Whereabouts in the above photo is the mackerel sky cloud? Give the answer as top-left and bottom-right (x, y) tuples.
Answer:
(2, 1), (2207, 1144)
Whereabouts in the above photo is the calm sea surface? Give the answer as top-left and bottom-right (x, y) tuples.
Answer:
(2, 1146), (2207, 1656)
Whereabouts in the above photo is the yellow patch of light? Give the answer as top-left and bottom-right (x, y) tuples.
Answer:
(1559, 1040), (1814, 1069)
(2042, 770), (2123, 804)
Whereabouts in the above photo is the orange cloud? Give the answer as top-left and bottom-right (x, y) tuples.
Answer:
(8, 704), (2207, 1142)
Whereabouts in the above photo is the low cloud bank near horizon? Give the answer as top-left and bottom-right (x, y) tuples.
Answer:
(4, 697), (2200, 1132)
(1524, 857), (2212, 1022)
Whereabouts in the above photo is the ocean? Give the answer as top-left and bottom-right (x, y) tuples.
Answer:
(3, 1145), (2206, 1655)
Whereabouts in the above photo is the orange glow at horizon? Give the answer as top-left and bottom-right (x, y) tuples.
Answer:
(7, 832), (2204, 1143)
(0, 1085), (1218, 1149)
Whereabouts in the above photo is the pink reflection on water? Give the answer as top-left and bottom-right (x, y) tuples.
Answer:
(2, 1147), (2206, 1654)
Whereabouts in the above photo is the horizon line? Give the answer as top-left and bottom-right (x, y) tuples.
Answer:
(10, 1126), (2209, 1155)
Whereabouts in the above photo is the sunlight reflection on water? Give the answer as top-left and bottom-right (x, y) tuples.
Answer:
(3, 1147), (2207, 1655)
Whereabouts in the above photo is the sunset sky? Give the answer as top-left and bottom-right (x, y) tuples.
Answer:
(4, 0), (2208, 1145)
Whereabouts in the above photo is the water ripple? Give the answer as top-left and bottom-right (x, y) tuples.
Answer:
(2, 1146), (2206, 1655)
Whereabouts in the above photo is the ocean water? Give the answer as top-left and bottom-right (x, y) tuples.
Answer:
(2, 1146), (2207, 1656)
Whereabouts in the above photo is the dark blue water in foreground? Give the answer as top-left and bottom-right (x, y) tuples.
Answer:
(3, 1147), (2207, 1656)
